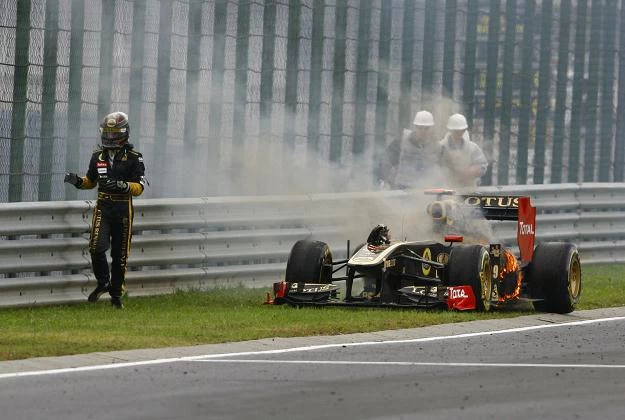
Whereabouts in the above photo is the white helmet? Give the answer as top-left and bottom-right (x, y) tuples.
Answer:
(413, 110), (435, 127)
(447, 113), (468, 130)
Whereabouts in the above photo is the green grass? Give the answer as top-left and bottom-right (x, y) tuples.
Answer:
(0, 264), (623, 361)
(572, 264), (625, 309)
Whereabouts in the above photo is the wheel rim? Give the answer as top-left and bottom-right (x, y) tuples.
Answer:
(568, 253), (581, 298)
(479, 252), (492, 310)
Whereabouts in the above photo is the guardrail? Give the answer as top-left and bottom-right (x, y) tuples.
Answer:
(0, 183), (623, 307)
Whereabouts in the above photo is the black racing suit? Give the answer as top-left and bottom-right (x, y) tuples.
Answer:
(79, 145), (146, 298)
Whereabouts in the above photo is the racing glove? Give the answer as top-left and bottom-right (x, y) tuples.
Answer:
(64, 172), (83, 187)
(99, 179), (130, 193)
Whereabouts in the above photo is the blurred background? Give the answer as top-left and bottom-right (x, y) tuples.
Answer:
(1, 0), (624, 202)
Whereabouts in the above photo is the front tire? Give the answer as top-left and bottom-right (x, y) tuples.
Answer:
(447, 245), (493, 311)
(285, 240), (333, 284)
(529, 243), (581, 314)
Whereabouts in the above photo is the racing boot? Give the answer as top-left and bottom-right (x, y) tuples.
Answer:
(110, 296), (124, 309)
(87, 281), (110, 302)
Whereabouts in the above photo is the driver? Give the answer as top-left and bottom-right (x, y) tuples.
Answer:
(366, 224), (391, 251)
(64, 111), (146, 309)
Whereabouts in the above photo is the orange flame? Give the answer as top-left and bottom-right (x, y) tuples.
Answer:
(498, 249), (522, 301)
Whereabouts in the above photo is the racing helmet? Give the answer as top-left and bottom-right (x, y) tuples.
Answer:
(367, 224), (391, 246)
(100, 111), (130, 148)
(447, 113), (468, 131)
(413, 110), (435, 127)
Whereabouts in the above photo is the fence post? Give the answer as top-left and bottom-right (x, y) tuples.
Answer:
(421, 0), (436, 101)
(568, 0), (588, 183)
(483, 0), (501, 186)
(551, 0), (571, 184)
(9, 0), (31, 202)
(442, 0), (457, 98)
(533, 0), (553, 184)
(516, 0), (535, 185)
(233, 0), (251, 161)
(39, 0), (59, 201)
(129, 0), (146, 152)
(283, 0), (301, 154)
(353, 0), (372, 157)
(97, 0), (115, 117)
(184, 0), (202, 166)
(463, 0), (479, 128)
(497, 0), (516, 185)
(208, 0), (228, 193)
(153, 0), (173, 197)
(330, 0), (347, 163)
(374, 0), (392, 170)
(583, 0), (603, 182)
(65, 0), (85, 200)
(306, 0), (324, 160)
(616, 0), (625, 182)
(398, 0), (415, 131)
(599, 0), (617, 182)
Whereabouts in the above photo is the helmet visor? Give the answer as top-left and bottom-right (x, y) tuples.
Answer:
(100, 126), (128, 148)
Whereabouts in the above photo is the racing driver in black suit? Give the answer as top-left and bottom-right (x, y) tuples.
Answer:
(64, 111), (146, 309)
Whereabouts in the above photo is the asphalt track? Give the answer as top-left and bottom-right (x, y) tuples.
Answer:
(2, 307), (625, 420)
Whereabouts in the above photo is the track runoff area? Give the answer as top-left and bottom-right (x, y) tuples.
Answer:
(1, 312), (625, 379)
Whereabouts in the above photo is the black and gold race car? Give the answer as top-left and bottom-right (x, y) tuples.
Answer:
(268, 190), (581, 313)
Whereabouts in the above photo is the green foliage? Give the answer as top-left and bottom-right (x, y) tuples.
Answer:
(0, 264), (623, 361)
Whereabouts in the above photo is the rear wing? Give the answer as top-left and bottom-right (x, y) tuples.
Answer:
(459, 194), (536, 262)
(423, 190), (536, 262)
(458, 195), (521, 220)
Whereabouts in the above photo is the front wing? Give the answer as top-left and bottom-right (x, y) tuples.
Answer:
(270, 281), (478, 310)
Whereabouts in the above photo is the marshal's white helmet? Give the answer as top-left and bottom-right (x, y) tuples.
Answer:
(447, 113), (468, 130)
(413, 110), (435, 127)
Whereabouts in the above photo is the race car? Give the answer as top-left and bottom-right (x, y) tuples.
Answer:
(267, 190), (581, 313)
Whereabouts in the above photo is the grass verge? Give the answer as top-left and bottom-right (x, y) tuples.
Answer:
(1, 264), (623, 361)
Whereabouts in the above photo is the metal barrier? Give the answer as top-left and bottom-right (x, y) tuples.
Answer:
(0, 184), (623, 307)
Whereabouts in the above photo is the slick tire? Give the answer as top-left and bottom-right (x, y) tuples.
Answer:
(529, 243), (581, 314)
(285, 240), (333, 284)
(447, 245), (493, 311)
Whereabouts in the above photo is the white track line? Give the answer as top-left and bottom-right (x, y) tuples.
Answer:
(1, 315), (624, 380)
(192, 359), (625, 369)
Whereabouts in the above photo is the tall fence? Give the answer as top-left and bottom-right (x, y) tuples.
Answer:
(1, 0), (625, 202)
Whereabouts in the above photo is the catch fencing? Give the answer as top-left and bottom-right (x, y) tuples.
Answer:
(1, 0), (625, 202)
(0, 183), (623, 307)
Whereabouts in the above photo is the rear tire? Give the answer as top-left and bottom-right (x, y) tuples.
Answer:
(285, 240), (333, 284)
(529, 243), (581, 314)
(447, 245), (492, 311)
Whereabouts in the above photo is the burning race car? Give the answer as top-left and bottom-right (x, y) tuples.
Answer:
(268, 190), (581, 313)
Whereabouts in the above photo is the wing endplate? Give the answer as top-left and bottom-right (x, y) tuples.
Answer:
(517, 196), (536, 263)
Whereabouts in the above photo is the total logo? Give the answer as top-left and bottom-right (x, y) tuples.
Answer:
(519, 221), (535, 235)
(450, 288), (468, 299)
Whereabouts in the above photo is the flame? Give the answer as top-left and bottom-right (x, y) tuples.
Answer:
(498, 248), (522, 301)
